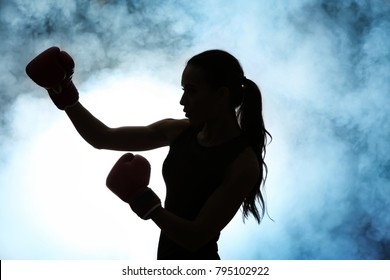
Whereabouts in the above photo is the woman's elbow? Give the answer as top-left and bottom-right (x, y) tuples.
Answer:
(89, 140), (105, 150)
(83, 130), (112, 150)
(81, 136), (108, 150)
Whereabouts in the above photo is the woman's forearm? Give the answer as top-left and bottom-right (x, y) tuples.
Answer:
(65, 102), (109, 149)
(150, 207), (212, 252)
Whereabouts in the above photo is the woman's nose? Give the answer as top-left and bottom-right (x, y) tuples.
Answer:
(180, 93), (186, 106)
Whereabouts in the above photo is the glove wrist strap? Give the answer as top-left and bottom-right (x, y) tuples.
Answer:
(129, 187), (161, 220)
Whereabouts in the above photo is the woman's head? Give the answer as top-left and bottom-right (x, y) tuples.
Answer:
(185, 50), (245, 109)
(180, 50), (247, 125)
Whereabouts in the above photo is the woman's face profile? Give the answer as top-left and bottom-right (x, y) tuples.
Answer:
(180, 64), (220, 124)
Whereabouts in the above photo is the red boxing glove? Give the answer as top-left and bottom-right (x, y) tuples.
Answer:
(26, 46), (79, 110)
(106, 153), (161, 219)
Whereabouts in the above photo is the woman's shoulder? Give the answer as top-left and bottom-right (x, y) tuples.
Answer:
(149, 118), (190, 145)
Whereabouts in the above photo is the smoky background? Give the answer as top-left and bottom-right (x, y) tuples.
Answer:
(0, 0), (389, 259)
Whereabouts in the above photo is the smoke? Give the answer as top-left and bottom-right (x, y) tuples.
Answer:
(1, 0), (389, 259)
(247, 0), (390, 259)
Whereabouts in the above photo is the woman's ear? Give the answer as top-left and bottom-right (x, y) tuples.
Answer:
(217, 86), (230, 99)
(215, 86), (232, 109)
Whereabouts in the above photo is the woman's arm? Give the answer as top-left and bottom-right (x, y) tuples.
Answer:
(150, 146), (260, 252)
(65, 102), (189, 151)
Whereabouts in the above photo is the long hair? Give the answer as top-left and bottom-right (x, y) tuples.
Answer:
(187, 50), (271, 223)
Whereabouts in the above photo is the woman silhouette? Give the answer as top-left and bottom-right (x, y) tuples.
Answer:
(26, 48), (271, 260)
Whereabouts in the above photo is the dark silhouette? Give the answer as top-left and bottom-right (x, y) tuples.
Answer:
(26, 47), (271, 260)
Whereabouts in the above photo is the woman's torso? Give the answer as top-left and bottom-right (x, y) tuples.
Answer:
(158, 125), (249, 260)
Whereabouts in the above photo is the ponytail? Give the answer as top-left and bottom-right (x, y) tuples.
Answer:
(238, 78), (271, 223)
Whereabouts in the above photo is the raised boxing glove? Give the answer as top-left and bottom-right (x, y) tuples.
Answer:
(26, 46), (79, 110)
(106, 153), (161, 220)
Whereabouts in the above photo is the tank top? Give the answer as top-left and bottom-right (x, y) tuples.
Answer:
(157, 125), (249, 260)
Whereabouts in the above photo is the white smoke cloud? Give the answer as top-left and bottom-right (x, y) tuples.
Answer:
(1, 0), (389, 260)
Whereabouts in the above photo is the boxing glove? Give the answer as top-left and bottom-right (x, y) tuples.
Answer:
(106, 153), (161, 220)
(26, 46), (79, 110)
